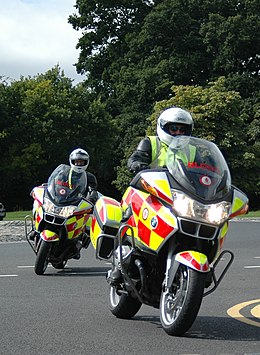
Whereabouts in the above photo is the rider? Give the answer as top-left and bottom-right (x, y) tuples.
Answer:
(127, 106), (194, 173)
(68, 148), (99, 259)
(69, 148), (98, 203)
(30, 148), (98, 259)
(109, 107), (195, 284)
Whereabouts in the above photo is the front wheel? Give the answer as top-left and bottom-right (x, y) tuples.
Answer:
(35, 240), (51, 275)
(109, 285), (142, 319)
(160, 265), (205, 336)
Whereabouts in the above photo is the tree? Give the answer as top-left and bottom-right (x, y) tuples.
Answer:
(0, 67), (117, 210)
(69, 0), (259, 140)
(114, 77), (260, 208)
(69, 0), (260, 206)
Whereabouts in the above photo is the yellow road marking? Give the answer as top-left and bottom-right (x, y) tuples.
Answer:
(251, 304), (260, 319)
(227, 299), (260, 327)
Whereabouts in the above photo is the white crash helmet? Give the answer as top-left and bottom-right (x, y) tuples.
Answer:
(157, 107), (194, 146)
(69, 148), (90, 173)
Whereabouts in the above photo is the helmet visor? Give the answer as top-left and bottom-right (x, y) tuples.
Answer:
(72, 159), (88, 167)
(165, 123), (191, 136)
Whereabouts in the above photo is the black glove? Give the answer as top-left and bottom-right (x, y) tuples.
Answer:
(86, 189), (98, 204)
(130, 161), (150, 174)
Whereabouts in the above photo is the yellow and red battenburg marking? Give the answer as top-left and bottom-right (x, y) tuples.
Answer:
(66, 213), (90, 239)
(90, 196), (122, 249)
(122, 187), (177, 251)
(140, 172), (173, 205)
(41, 230), (59, 241)
(32, 186), (45, 205)
(176, 251), (209, 272)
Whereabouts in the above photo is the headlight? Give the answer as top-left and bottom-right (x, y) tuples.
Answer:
(43, 198), (77, 217)
(171, 189), (231, 225)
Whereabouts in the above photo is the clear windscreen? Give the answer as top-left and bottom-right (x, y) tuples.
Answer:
(46, 164), (87, 205)
(166, 136), (231, 201)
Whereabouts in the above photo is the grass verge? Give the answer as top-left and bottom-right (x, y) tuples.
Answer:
(3, 209), (260, 221)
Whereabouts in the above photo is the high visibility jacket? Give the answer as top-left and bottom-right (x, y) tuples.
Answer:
(148, 136), (196, 168)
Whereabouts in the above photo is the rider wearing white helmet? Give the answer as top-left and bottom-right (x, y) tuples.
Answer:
(69, 148), (90, 173)
(30, 148), (98, 259)
(110, 107), (195, 284)
(69, 148), (98, 202)
(128, 106), (194, 173)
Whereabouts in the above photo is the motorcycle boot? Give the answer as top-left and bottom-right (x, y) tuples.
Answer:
(107, 245), (132, 285)
(72, 240), (82, 260)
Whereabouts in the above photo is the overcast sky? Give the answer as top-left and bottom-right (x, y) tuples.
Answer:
(0, 0), (83, 84)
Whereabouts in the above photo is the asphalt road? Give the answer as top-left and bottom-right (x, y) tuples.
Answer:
(0, 221), (259, 355)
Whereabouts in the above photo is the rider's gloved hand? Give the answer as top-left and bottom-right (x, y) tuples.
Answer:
(86, 189), (98, 204)
(130, 161), (150, 174)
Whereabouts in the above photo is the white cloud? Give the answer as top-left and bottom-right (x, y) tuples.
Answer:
(0, 0), (83, 83)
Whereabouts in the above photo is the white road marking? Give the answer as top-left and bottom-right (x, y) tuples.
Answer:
(0, 274), (18, 277)
(244, 265), (260, 268)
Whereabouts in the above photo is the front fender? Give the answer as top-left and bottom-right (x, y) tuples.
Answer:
(40, 230), (59, 242)
(176, 251), (209, 272)
(165, 250), (209, 288)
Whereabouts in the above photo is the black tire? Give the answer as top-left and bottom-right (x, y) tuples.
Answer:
(35, 240), (51, 275)
(160, 265), (205, 336)
(109, 285), (142, 319)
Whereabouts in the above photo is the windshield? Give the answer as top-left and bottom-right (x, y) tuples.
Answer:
(166, 136), (231, 201)
(46, 164), (87, 205)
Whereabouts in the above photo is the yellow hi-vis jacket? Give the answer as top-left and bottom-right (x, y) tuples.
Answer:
(148, 136), (196, 168)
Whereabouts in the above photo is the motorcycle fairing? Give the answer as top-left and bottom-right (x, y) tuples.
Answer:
(40, 230), (59, 242)
(31, 186), (45, 205)
(65, 213), (91, 240)
(90, 196), (123, 249)
(138, 171), (173, 205)
(63, 199), (93, 240)
(121, 186), (135, 211)
(175, 251), (209, 272)
(34, 206), (44, 231)
(74, 200), (93, 214)
(91, 214), (102, 249)
(218, 221), (229, 252)
(230, 188), (249, 218)
(122, 186), (178, 252)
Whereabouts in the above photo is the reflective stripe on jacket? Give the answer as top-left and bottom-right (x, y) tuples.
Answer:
(148, 136), (196, 168)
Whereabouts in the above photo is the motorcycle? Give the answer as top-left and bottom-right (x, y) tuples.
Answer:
(90, 136), (249, 336)
(25, 164), (94, 275)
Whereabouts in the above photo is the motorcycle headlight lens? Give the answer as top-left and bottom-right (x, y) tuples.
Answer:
(57, 205), (77, 217)
(44, 198), (55, 213)
(43, 198), (77, 217)
(171, 190), (231, 225)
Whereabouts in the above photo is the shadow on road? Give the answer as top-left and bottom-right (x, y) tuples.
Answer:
(44, 266), (110, 277)
(133, 314), (260, 341)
